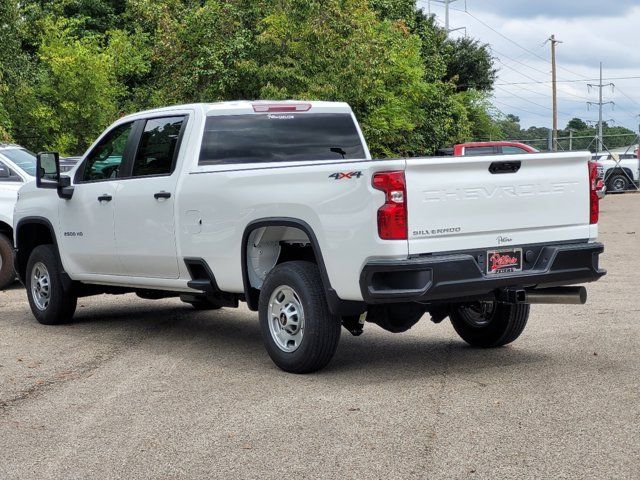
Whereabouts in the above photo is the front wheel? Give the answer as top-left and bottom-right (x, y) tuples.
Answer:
(25, 245), (77, 325)
(449, 302), (529, 348)
(259, 261), (341, 373)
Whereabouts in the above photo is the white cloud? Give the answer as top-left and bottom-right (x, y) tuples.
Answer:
(422, 1), (640, 130)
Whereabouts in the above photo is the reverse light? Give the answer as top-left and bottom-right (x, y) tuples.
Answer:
(252, 103), (312, 113)
(373, 171), (407, 240)
(588, 160), (599, 224)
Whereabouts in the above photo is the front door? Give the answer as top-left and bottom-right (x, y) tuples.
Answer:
(58, 122), (135, 276)
(114, 115), (187, 278)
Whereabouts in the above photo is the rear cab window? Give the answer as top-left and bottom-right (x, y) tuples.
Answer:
(501, 146), (528, 154)
(199, 112), (366, 165)
(463, 146), (496, 156)
(131, 116), (186, 177)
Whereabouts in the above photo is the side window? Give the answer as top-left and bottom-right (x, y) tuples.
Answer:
(82, 122), (134, 182)
(0, 161), (22, 182)
(131, 116), (185, 177)
(502, 146), (527, 154)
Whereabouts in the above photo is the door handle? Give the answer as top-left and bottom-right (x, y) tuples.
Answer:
(154, 191), (172, 200)
(97, 194), (113, 202)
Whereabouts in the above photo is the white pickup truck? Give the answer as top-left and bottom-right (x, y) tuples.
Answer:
(13, 101), (605, 373)
(594, 153), (640, 193)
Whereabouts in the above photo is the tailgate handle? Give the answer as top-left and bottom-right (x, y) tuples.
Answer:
(489, 161), (521, 174)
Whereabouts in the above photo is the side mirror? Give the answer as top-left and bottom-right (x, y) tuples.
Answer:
(0, 164), (10, 179)
(36, 152), (60, 189)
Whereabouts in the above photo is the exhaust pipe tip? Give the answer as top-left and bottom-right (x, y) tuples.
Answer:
(524, 286), (587, 305)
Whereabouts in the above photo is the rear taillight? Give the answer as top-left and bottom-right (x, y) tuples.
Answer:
(588, 160), (599, 224)
(372, 171), (407, 240)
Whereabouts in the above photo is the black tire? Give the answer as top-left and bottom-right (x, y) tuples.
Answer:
(25, 244), (77, 325)
(606, 173), (629, 193)
(0, 233), (15, 290)
(259, 261), (341, 373)
(449, 302), (529, 348)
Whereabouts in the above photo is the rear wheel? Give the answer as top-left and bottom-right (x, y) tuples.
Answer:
(259, 261), (341, 373)
(0, 233), (15, 290)
(607, 173), (629, 193)
(25, 245), (77, 325)
(449, 302), (529, 348)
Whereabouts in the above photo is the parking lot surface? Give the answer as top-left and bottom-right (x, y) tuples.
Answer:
(1, 194), (639, 479)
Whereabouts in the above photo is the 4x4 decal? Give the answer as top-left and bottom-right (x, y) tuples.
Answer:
(328, 171), (362, 180)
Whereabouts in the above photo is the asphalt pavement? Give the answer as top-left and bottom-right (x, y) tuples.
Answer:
(1, 194), (638, 479)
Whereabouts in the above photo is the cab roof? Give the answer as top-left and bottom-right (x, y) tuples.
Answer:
(119, 101), (353, 121)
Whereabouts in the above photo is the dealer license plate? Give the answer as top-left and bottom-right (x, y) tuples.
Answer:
(486, 248), (523, 274)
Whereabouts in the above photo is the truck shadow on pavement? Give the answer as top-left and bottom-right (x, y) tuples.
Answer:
(63, 299), (548, 379)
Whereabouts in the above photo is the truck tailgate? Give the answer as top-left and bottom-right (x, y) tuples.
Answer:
(405, 152), (591, 255)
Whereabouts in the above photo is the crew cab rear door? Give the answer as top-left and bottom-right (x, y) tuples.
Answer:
(404, 152), (592, 255)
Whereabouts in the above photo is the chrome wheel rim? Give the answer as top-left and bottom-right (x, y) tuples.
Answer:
(268, 285), (305, 352)
(31, 262), (51, 311)
(459, 302), (496, 328)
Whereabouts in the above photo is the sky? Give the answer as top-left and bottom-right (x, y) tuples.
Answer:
(417, 0), (640, 133)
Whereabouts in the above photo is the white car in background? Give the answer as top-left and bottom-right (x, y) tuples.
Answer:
(0, 144), (39, 288)
(0, 144), (80, 289)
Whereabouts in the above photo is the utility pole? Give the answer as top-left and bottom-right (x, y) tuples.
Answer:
(430, 0), (465, 37)
(587, 62), (615, 153)
(549, 35), (562, 151)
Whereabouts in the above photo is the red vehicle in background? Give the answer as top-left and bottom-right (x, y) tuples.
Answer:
(452, 141), (538, 156)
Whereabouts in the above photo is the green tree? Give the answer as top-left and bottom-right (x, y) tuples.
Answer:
(0, 0), (31, 141)
(1, 0), (502, 156)
(370, 0), (416, 25)
(444, 37), (496, 92)
(11, 17), (150, 154)
(565, 117), (588, 130)
(148, 1), (253, 105)
(243, 0), (434, 156)
(495, 114), (523, 140)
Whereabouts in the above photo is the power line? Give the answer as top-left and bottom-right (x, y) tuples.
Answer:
(492, 99), (555, 119)
(610, 102), (639, 124)
(493, 86), (574, 117)
(502, 82), (588, 105)
(615, 86), (640, 110)
(493, 57), (548, 84)
(497, 76), (640, 86)
(454, 7), (594, 81)
(491, 47), (550, 77)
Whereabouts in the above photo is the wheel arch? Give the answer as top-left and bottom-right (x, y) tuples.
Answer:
(14, 216), (59, 284)
(0, 220), (13, 241)
(604, 167), (633, 181)
(241, 217), (364, 316)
